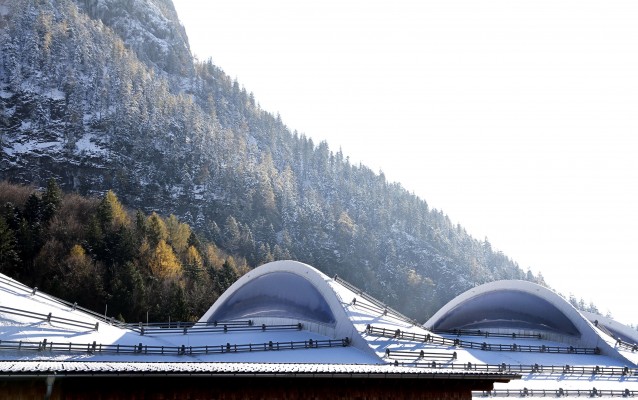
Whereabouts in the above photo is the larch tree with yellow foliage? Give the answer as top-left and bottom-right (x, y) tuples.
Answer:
(62, 244), (104, 310)
(166, 214), (190, 255)
(149, 239), (182, 279)
(97, 190), (130, 230)
(146, 212), (168, 247)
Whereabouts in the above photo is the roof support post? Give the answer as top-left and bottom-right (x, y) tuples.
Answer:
(44, 375), (55, 400)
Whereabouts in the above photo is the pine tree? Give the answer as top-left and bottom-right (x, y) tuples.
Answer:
(0, 216), (20, 275)
(184, 245), (204, 279)
(222, 216), (241, 252)
(23, 193), (42, 226)
(134, 210), (147, 244)
(41, 178), (62, 223)
(218, 258), (238, 292)
(110, 261), (147, 322)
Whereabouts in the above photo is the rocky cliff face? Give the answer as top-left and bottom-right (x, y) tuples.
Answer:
(2, 0), (200, 198)
(76, 0), (194, 78)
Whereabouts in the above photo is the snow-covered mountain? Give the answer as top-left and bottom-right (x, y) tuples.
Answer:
(0, 0), (543, 321)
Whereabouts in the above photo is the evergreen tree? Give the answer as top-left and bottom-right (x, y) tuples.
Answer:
(164, 281), (188, 322)
(133, 210), (147, 247)
(222, 216), (241, 252)
(84, 216), (105, 259)
(110, 261), (147, 322)
(0, 216), (20, 275)
(216, 258), (238, 294)
(23, 193), (42, 227)
(184, 245), (204, 279)
(15, 216), (40, 282)
(187, 231), (203, 252)
(110, 225), (136, 269)
(41, 177), (62, 223)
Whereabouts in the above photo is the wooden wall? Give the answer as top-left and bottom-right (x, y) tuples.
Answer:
(0, 375), (495, 400)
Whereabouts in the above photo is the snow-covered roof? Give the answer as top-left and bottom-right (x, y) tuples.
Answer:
(1, 260), (637, 397)
(426, 281), (597, 338)
(0, 360), (515, 380)
(424, 280), (638, 397)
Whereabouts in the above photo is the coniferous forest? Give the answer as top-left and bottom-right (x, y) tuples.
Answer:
(0, 179), (244, 322)
(1, 0), (547, 322)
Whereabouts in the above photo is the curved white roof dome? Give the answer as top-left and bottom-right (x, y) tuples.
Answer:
(198, 260), (375, 355)
(425, 280), (613, 351)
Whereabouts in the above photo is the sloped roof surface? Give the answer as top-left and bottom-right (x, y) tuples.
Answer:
(1, 261), (637, 397)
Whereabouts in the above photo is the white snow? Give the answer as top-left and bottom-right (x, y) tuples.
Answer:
(0, 0), (11, 15)
(45, 89), (65, 100)
(1, 269), (637, 396)
(74, 134), (108, 156)
(0, 275), (378, 364)
(8, 137), (63, 155)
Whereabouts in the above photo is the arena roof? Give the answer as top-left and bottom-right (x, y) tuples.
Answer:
(0, 360), (515, 380)
(1, 260), (637, 398)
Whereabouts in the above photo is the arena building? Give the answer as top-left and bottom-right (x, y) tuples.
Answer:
(0, 260), (635, 398)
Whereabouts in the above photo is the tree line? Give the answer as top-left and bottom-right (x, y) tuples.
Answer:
(0, 179), (245, 323)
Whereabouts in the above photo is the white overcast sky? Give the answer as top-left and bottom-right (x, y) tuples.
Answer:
(172, 0), (638, 325)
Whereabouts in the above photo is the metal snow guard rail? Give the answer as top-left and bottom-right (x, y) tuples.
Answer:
(478, 388), (638, 397)
(384, 347), (457, 361)
(0, 305), (99, 331)
(432, 328), (543, 340)
(333, 275), (417, 325)
(400, 361), (638, 377)
(135, 322), (304, 336)
(366, 325), (600, 355)
(615, 338), (638, 352)
(0, 337), (351, 356)
(124, 320), (254, 331)
(0, 275), (127, 329)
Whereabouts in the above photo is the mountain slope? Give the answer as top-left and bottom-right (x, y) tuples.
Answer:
(0, 0), (543, 321)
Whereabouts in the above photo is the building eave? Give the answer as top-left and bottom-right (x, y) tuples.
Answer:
(0, 360), (520, 382)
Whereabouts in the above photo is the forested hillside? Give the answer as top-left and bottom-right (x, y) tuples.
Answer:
(0, 180), (245, 322)
(0, 0), (544, 321)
